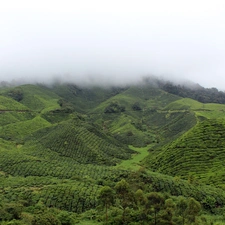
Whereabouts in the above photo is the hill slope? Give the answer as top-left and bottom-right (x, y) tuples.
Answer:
(1, 81), (225, 224)
(146, 118), (225, 186)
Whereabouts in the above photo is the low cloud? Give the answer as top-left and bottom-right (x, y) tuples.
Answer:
(0, 0), (225, 89)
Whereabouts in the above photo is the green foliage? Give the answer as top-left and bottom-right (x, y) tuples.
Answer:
(160, 80), (225, 104)
(116, 145), (151, 170)
(14, 84), (60, 112)
(57, 211), (76, 225)
(32, 213), (61, 225)
(0, 111), (34, 126)
(186, 197), (201, 223)
(32, 119), (132, 165)
(0, 202), (23, 221)
(0, 96), (28, 111)
(98, 186), (115, 208)
(1, 81), (225, 225)
(146, 192), (165, 225)
(104, 101), (125, 113)
(7, 88), (24, 102)
(132, 102), (142, 111)
(95, 177), (207, 225)
(0, 116), (51, 140)
(51, 83), (125, 113)
(147, 118), (225, 186)
(98, 186), (115, 223)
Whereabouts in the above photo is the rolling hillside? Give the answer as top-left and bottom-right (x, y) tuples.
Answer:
(1, 80), (225, 224)
(145, 98), (225, 187)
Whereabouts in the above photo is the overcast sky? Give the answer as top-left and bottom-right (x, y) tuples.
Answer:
(0, 0), (225, 88)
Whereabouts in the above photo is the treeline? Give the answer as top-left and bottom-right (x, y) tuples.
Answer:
(97, 179), (208, 225)
(0, 200), (78, 225)
(159, 81), (225, 104)
(0, 179), (210, 225)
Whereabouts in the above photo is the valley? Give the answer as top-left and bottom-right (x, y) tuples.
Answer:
(1, 80), (225, 224)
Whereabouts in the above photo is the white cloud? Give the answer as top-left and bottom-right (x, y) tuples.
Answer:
(0, 0), (225, 88)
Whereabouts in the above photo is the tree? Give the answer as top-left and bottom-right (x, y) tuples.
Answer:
(163, 198), (176, 224)
(176, 197), (201, 224)
(176, 197), (188, 225)
(31, 213), (61, 225)
(57, 211), (75, 225)
(0, 203), (23, 221)
(134, 189), (147, 224)
(132, 102), (142, 111)
(104, 102), (125, 113)
(135, 189), (146, 210)
(8, 88), (23, 102)
(32, 212), (61, 225)
(146, 192), (164, 225)
(115, 179), (133, 224)
(202, 196), (216, 213)
(98, 186), (115, 223)
(186, 197), (201, 223)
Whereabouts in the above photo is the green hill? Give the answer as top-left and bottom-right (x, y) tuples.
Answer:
(146, 118), (225, 186)
(3, 84), (60, 112)
(31, 119), (133, 166)
(0, 95), (29, 110)
(51, 83), (126, 113)
(165, 98), (225, 119)
(0, 116), (51, 140)
(89, 85), (185, 147)
(1, 81), (225, 224)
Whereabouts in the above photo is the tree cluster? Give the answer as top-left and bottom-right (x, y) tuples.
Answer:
(0, 200), (78, 225)
(98, 179), (202, 225)
(104, 102), (125, 113)
(7, 88), (24, 102)
(160, 81), (225, 104)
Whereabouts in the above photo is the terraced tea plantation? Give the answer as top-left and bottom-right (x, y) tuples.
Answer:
(1, 81), (225, 224)
(147, 118), (225, 186)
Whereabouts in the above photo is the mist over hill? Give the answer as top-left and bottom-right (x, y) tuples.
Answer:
(2, 75), (225, 105)
(1, 0), (225, 223)
(1, 77), (225, 224)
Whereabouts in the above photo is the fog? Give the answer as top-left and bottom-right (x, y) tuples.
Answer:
(0, 0), (225, 89)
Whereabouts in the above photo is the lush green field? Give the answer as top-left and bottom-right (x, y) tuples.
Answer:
(116, 145), (152, 170)
(1, 81), (225, 224)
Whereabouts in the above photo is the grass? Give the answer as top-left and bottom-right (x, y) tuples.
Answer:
(116, 144), (153, 170)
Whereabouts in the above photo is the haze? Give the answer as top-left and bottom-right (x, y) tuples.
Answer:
(0, 0), (225, 89)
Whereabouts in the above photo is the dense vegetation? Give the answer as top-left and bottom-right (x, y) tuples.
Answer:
(158, 80), (225, 104)
(1, 79), (225, 224)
